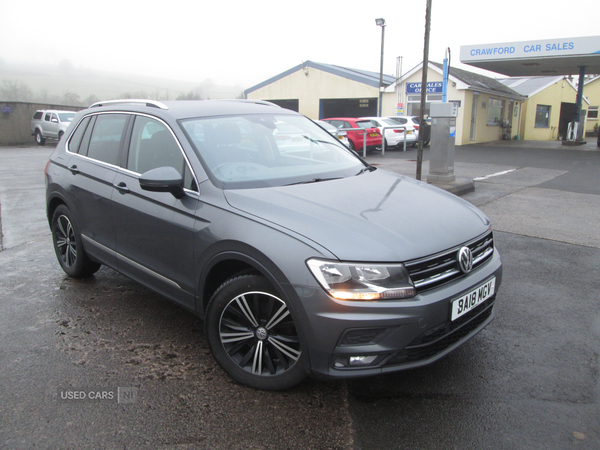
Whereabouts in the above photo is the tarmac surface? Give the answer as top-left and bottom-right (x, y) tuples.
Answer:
(1, 140), (599, 449)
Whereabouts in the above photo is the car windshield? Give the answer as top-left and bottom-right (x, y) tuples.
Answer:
(180, 114), (365, 189)
(58, 113), (76, 122)
(355, 120), (375, 129)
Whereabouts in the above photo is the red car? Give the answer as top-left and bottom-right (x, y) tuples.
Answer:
(321, 117), (382, 152)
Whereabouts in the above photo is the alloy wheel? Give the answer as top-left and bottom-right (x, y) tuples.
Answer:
(218, 291), (301, 376)
(55, 214), (77, 269)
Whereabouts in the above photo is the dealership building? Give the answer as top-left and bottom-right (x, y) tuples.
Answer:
(245, 36), (600, 145)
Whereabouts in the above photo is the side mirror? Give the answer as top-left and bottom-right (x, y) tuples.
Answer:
(139, 166), (185, 199)
(52, 118), (59, 123)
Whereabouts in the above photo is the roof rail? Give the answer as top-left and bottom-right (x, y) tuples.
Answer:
(89, 99), (169, 110)
(221, 99), (281, 108)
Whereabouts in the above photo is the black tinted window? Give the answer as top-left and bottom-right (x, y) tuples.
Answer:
(87, 114), (128, 166)
(33, 111), (43, 120)
(128, 116), (197, 191)
(68, 116), (91, 154)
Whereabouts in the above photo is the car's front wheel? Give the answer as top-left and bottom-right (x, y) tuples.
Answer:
(51, 205), (101, 278)
(206, 273), (306, 390)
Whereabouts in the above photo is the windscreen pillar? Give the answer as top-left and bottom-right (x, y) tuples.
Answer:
(427, 102), (459, 183)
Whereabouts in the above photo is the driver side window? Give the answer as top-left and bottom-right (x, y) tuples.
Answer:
(127, 116), (197, 191)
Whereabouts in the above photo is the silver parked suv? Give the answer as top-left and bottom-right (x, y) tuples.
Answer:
(31, 109), (76, 145)
(45, 99), (502, 390)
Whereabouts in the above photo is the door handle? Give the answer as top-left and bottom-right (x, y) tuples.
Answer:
(68, 165), (79, 174)
(114, 182), (130, 194)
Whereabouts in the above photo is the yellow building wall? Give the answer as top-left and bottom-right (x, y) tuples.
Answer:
(519, 79), (581, 141)
(246, 68), (378, 120)
(382, 70), (521, 145)
(584, 78), (600, 134)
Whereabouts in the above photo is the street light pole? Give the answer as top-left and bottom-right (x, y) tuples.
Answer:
(376, 18), (386, 117)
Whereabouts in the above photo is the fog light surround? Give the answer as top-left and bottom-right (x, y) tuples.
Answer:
(334, 354), (386, 369)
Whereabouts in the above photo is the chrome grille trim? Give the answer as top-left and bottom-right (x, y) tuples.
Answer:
(405, 230), (495, 293)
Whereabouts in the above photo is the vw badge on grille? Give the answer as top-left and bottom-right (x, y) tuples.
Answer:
(458, 246), (473, 274)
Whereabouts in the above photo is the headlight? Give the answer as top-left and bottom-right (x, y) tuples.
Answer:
(306, 259), (416, 301)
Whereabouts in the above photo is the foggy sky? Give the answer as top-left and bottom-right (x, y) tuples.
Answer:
(1, 0), (599, 88)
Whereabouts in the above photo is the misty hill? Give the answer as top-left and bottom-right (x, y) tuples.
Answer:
(0, 59), (244, 106)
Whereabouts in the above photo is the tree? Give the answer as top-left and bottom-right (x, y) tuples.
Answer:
(0, 80), (33, 101)
(82, 95), (100, 106)
(62, 91), (81, 106)
(176, 90), (202, 100)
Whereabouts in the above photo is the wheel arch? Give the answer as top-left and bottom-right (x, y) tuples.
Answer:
(197, 241), (296, 318)
(46, 193), (68, 227)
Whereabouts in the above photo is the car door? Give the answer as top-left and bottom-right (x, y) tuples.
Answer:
(63, 113), (130, 268)
(111, 114), (199, 309)
(43, 112), (56, 138)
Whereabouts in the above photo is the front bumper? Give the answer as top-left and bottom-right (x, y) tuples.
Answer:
(295, 250), (502, 380)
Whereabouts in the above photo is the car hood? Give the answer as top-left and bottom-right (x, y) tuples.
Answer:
(223, 170), (491, 262)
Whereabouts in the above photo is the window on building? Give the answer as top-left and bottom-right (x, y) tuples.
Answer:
(535, 105), (551, 128)
(407, 94), (442, 118)
(487, 98), (505, 126)
(588, 106), (599, 120)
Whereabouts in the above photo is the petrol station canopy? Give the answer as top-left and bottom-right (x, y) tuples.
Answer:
(460, 36), (600, 77)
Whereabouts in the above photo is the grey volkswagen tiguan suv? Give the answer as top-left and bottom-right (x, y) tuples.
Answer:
(45, 99), (502, 390)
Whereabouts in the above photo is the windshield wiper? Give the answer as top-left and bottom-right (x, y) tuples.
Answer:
(355, 166), (376, 176)
(285, 176), (344, 186)
(302, 135), (338, 146)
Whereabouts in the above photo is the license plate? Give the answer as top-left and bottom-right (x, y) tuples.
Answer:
(406, 130), (413, 134)
(369, 133), (378, 137)
(451, 277), (495, 321)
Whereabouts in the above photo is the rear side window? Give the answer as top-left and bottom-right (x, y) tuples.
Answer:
(33, 111), (43, 120)
(44, 113), (51, 122)
(86, 114), (128, 166)
(68, 116), (91, 154)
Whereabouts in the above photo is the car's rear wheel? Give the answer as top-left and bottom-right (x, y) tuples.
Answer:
(347, 140), (355, 151)
(206, 274), (306, 390)
(35, 130), (46, 146)
(51, 205), (101, 278)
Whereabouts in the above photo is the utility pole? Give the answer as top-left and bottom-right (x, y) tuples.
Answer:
(376, 18), (386, 117)
(416, 0), (432, 181)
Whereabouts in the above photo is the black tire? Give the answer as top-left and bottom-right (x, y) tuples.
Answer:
(58, 131), (64, 142)
(51, 205), (101, 278)
(35, 130), (46, 146)
(206, 274), (306, 390)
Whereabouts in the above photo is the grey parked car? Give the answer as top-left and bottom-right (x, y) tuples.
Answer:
(45, 99), (502, 390)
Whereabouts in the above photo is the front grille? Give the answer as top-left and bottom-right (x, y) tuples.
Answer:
(405, 230), (494, 293)
(385, 295), (496, 367)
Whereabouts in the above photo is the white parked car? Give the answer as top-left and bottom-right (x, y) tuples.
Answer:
(359, 117), (418, 148)
(316, 120), (350, 148)
(385, 116), (431, 147)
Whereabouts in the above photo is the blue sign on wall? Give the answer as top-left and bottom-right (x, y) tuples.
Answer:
(406, 82), (443, 94)
(1, 106), (13, 113)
